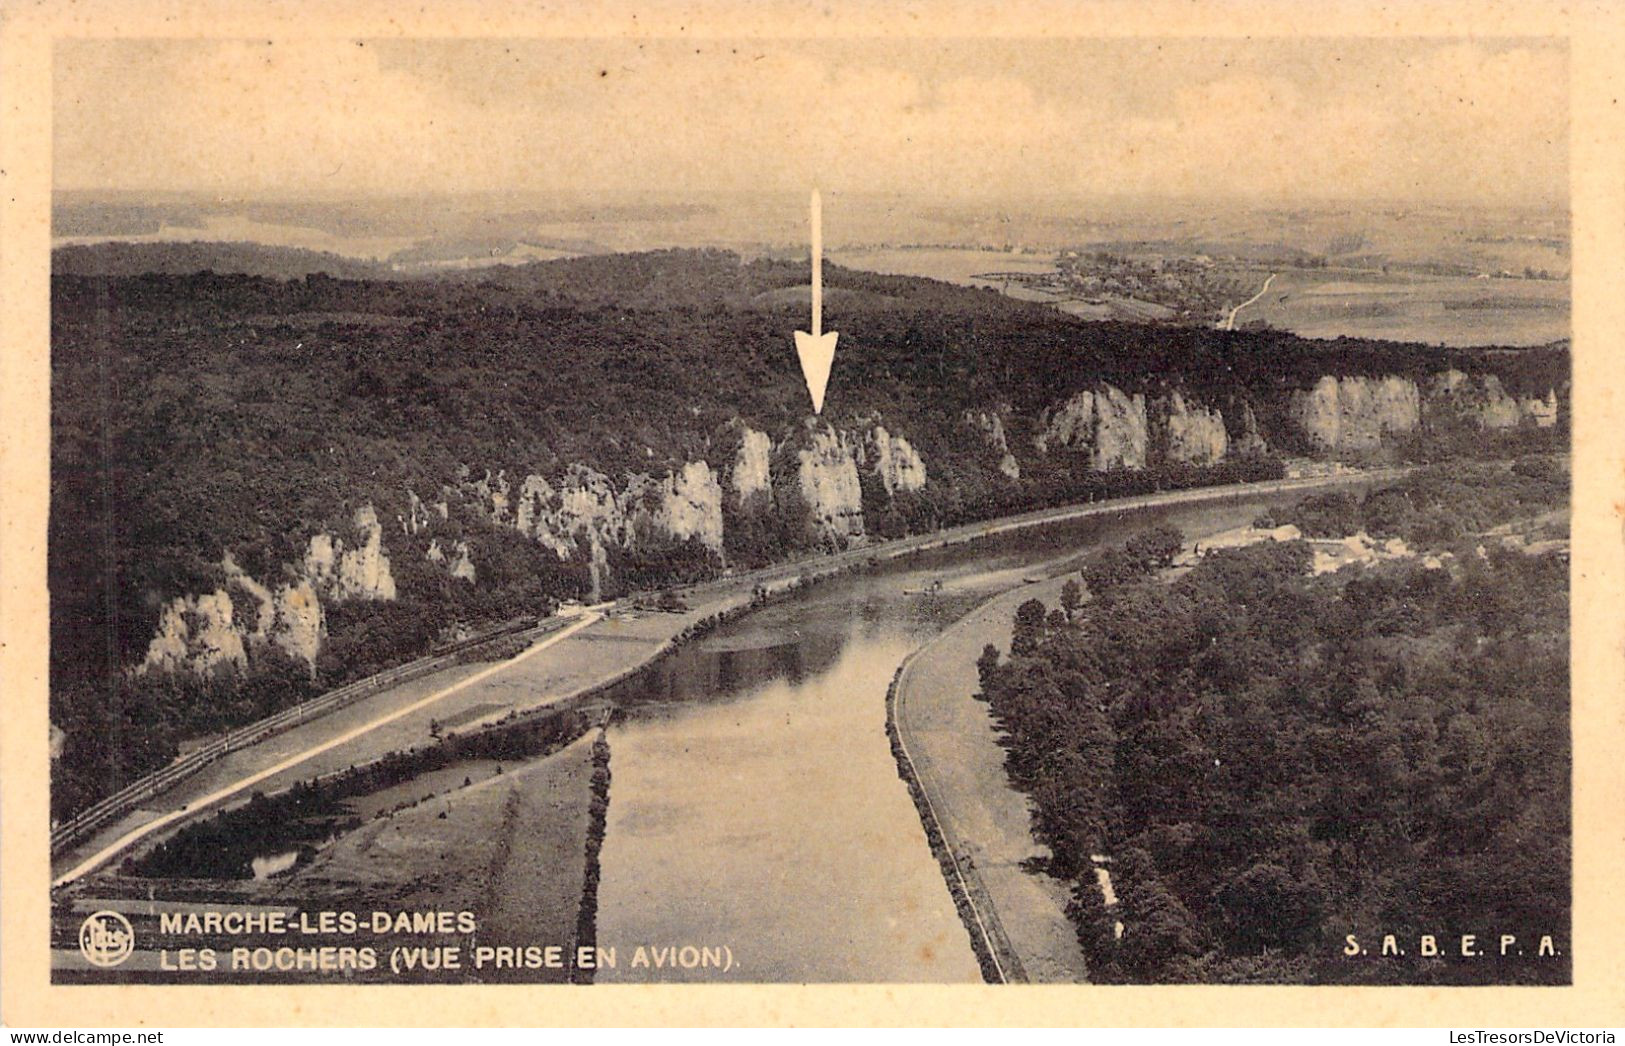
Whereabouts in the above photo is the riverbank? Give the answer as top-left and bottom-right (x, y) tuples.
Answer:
(889, 573), (1094, 983)
(885, 490), (1404, 984)
(52, 468), (1402, 891)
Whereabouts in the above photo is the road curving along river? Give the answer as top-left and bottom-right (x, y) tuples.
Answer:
(591, 486), (1368, 982)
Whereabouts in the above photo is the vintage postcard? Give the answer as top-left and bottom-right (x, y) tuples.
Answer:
(2, 0), (1622, 1028)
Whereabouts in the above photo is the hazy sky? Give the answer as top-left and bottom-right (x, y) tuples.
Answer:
(54, 37), (1567, 204)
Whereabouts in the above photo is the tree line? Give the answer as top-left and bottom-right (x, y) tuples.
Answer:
(978, 462), (1569, 983)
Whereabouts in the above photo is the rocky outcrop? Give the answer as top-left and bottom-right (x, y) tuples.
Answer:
(141, 510), (377, 677)
(427, 539), (477, 583)
(510, 459), (725, 559)
(1291, 375), (1421, 452)
(965, 408), (1021, 479)
(655, 461), (725, 552)
(140, 570), (328, 677)
(223, 553), (326, 666)
(865, 425), (928, 495)
(141, 589), (249, 676)
(400, 490), (434, 536)
(1428, 370), (1561, 432)
(1233, 402), (1269, 456)
(471, 471), (513, 527)
(797, 426), (866, 546)
(1030, 372), (1563, 467)
(732, 427), (773, 505)
(304, 504), (397, 602)
(1476, 374), (1524, 429)
(1162, 392), (1228, 466)
(268, 579), (326, 666)
(512, 466), (627, 559)
(1035, 385), (1149, 470)
(1521, 389), (1560, 428)
(142, 587), (250, 678)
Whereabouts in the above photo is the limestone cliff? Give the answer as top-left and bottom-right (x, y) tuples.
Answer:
(732, 427), (773, 506)
(140, 512), (375, 676)
(223, 553), (326, 666)
(655, 461), (725, 552)
(1032, 372), (1558, 467)
(1291, 375), (1422, 453)
(796, 425), (866, 546)
(303, 504), (398, 602)
(965, 408), (1021, 479)
(1521, 389), (1560, 428)
(141, 589), (249, 675)
(1035, 385), (1149, 470)
(1427, 369), (1562, 433)
(511, 466), (629, 558)
(1161, 392), (1229, 466)
(1233, 402), (1269, 456)
(427, 539), (477, 583)
(1476, 374), (1524, 429)
(509, 459), (725, 559)
(865, 425), (928, 495)
(268, 579), (326, 666)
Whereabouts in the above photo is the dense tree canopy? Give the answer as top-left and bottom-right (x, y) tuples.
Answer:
(983, 466), (1569, 984)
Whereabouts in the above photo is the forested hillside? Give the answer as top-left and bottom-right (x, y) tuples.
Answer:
(979, 463), (1570, 984)
(49, 247), (1567, 819)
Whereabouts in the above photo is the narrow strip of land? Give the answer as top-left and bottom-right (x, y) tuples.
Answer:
(893, 575), (1089, 982)
(52, 613), (603, 886)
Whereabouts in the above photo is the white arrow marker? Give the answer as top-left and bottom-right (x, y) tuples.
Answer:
(793, 188), (839, 414)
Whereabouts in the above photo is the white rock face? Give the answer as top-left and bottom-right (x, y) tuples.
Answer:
(797, 426), (866, 546)
(658, 460), (725, 552)
(1163, 392), (1229, 465)
(868, 425), (928, 495)
(965, 409), (1021, 479)
(1035, 385), (1149, 470)
(50, 721), (65, 761)
(1521, 389), (1560, 428)
(448, 543), (477, 582)
(401, 490), (433, 536)
(511, 460), (725, 558)
(139, 506), (388, 677)
(221, 553), (327, 668)
(269, 579), (326, 666)
(1429, 369), (1562, 431)
(1478, 374), (1524, 429)
(469, 471), (513, 526)
(732, 427), (773, 505)
(428, 538), (477, 581)
(1234, 402), (1268, 455)
(305, 504), (397, 601)
(1291, 375), (1421, 452)
(141, 589), (249, 675)
(223, 552), (277, 642)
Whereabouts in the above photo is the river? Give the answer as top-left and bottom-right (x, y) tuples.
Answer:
(592, 488), (1336, 982)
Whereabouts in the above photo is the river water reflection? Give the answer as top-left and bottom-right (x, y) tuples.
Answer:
(593, 492), (1324, 982)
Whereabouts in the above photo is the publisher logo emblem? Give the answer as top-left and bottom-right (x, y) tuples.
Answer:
(78, 910), (134, 968)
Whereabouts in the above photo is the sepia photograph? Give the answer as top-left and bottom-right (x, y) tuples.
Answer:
(4, 1), (1620, 1028)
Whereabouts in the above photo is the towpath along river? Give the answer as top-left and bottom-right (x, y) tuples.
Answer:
(54, 472), (1397, 984)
